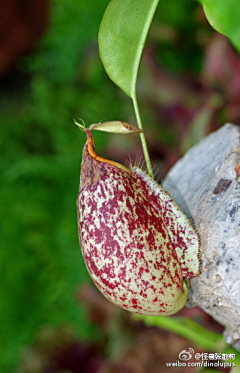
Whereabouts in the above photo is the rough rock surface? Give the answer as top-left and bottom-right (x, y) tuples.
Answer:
(163, 123), (240, 350)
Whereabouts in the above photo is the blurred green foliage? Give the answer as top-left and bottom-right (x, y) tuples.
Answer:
(0, 0), (127, 371)
(0, 0), (209, 371)
(154, 0), (204, 73)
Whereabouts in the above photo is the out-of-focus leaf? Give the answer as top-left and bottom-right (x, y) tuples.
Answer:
(201, 0), (240, 51)
(98, 0), (159, 98)
(181, 95), (222, 153)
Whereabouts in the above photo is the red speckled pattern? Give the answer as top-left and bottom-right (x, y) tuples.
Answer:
(76, 134), (194, 315)
(131, 168), (200, 279)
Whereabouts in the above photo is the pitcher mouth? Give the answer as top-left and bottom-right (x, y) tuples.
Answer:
(86, 129), (130, 173)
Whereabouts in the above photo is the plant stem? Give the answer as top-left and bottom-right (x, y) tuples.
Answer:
(133, 314), (226, 351)
(132, 93), (154, 178)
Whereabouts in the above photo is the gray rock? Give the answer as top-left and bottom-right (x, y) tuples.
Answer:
(163, 123), (240, 350)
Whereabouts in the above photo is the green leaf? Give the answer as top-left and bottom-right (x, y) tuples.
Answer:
(201, 0), (240, 51)
(98, 0), (159, 98)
